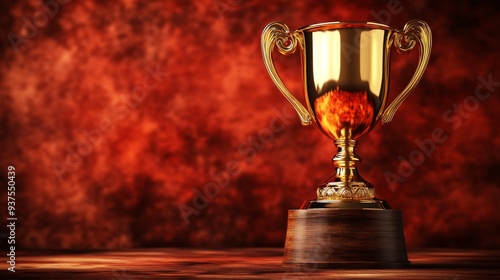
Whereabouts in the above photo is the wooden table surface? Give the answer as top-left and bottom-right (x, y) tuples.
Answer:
(3, 248), (500, 279)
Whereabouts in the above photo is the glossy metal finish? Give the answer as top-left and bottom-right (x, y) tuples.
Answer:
(302, 23), (392, 141)
(261, 20), (432, 201)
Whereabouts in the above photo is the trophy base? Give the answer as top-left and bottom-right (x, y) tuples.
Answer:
(301, 199), (391, 209)
(283, 200), (410, 268)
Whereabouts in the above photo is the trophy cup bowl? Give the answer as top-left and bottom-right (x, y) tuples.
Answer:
(261, 20), (431, 267)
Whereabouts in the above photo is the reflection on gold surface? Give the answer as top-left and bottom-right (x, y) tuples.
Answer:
(313, 89), (374, 140)
(262, 20), (431, 202)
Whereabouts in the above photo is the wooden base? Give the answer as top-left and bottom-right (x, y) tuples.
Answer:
(283, 208), (410, 268)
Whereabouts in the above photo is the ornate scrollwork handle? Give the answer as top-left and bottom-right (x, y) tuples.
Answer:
(261, 22), (312, 125)
(381, 19), (432, 124)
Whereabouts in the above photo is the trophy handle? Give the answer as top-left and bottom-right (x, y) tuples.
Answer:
(261, 22), (312, 126)
(381, 19), (432, 124)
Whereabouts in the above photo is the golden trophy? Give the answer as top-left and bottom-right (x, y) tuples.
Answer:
(261, 20), (431, 268)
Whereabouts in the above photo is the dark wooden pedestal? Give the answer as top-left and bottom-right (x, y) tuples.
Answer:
(283, 208), (410, 268)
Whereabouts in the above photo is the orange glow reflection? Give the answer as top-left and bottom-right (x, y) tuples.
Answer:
(313, 89), (375, 140)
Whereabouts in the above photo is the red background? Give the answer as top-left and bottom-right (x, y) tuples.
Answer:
(0, 0), (499, 250)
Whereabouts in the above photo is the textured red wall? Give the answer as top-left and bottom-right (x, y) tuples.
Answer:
(0, 0), (498, 250)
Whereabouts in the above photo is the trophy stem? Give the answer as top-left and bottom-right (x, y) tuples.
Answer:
(333, 138), (360, 183)
(315, 138), (375, 200)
